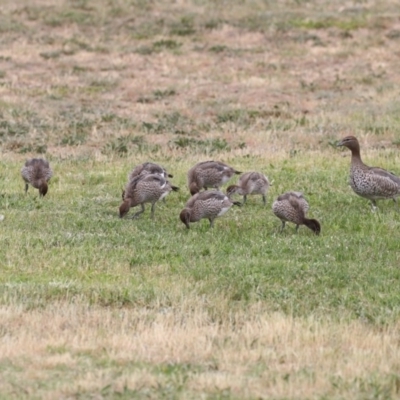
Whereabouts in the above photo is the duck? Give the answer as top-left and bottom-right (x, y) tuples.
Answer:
(21, 158), (53, 197)
(187, 161), (241, 195)
(226, 171), (270, 205)
(119, 174), (179, 219)
(272, 191), (320, 235)
(179, 190), (241, 228)
(128, 162), (173, 181)
(337, 135), (400, 211)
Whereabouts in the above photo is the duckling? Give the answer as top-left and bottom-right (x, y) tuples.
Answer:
(119, 174), (179, 219)
(337, 135), (400, 211)
(187, 161), (241, 195)
(226, 171), (270, 205)
(128, 162), (173, 181)
(272, 191), (320, 235)
(21, 158), (53, 197)
(180, 190), (241, 228)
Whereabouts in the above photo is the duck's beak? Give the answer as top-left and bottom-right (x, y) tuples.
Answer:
(336, 140), (344, 147)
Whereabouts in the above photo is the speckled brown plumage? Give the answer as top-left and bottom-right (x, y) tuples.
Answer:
(180, 190), (241, 228)
(119, 174), (179, 218)
(21, 158), (53, 197)
(226, 171), (270, 205)
(337, 135), (400, 210)
(128, 162), (173, 181)
(272, 192), (320, 234)
(187, 161), (241, 195)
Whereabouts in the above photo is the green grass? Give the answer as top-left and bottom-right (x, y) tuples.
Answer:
(1, 154), (399, 324)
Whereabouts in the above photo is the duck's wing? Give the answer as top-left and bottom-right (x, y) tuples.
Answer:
(142, 174), (166, 187)
(124, 175), (145, 198)
(369, 166), (400, 186)
(196, 161), (227, 172)
(277, 191), (302, 201)
(197, 190), (226, 202)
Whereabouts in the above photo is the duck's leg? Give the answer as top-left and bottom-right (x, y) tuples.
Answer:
(243, 194), (247, 204)
(279, 221), (286, 233)
(150, 202), (157, 219)
(370, 199), (378, 212)
(262, 195), (266, 205)
(25, 183), (29, 194)
(393, 198), (399, 211)
(209, 218), (214, 228)
(132, 204), (145, 219)
(295, 224), (299, 233)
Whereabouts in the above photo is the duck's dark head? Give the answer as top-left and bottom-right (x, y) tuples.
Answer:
(304, 218), (321, 235)
(39, 181), (48, 197)
(226, 185), (240, 197)
(179, 209), (191, 229)
(189, 182), (199, 196)
(337, 136), (360, 154)
(119, 199), (131, 218)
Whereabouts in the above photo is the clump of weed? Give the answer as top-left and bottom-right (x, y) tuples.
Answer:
(0, 16), (27, 33)
(84, 79), (118, 94)
(386, 30), (400, 40)
(129, 19), (165, 40)
(169, 137), (234, 154)
(289, 16), (367, 31)
(142, 111), (194, 135)
(44, 9), (96, 28)
(169, 16), (196, 36)
(62, 37), (92, 55)
(209, 45), (228, 53)
(72, 65), (91, 74)
(40, 51), (61, 60)
(60, 133), (88, 146)
(203, 19), (223, 30)
(3, 140), (47, 154)
(0, 119), (29, 139)
(216, 108), (288, 127)
(134, 39), (181, 55)
(153, 88), (176, 99)
(153, 39), (181, 50)
(138, 88), (177, 103)
(102, 135), (150, 156)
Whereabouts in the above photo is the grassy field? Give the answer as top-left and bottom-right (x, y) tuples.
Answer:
(1, 0), (400, 398)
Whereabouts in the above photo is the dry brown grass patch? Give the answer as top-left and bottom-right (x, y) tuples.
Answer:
(2, 0), (400, 160)
(1, 302), (400, 398)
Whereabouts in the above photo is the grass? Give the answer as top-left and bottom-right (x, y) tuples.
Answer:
(1, 0), (400, 398)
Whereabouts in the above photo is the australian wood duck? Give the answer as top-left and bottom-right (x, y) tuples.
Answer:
(120, 174), (179, 219)
(21, 158), (53, 197)
(272, 191), (320, 235)
(180, 190), (241, 228)
(227, 171), (270, 205)
(187, 161), (241, 195)
(337, 135), (400, 211)
(128, 162), (173, 181)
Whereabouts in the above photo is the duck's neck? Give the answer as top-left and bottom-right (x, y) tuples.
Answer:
(350, 146), (364, 166)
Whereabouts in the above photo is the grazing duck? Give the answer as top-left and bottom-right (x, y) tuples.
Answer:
(226, 171), (270, 205)
(272, 191), (321, 235)
(119, 174), (179, 219)
(180, 190), (241, 228)
(128, 162), (173, 181)
(187, 161), (241, 195)
(337, 135), (400, 211)
(21, 158), (53, 197)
